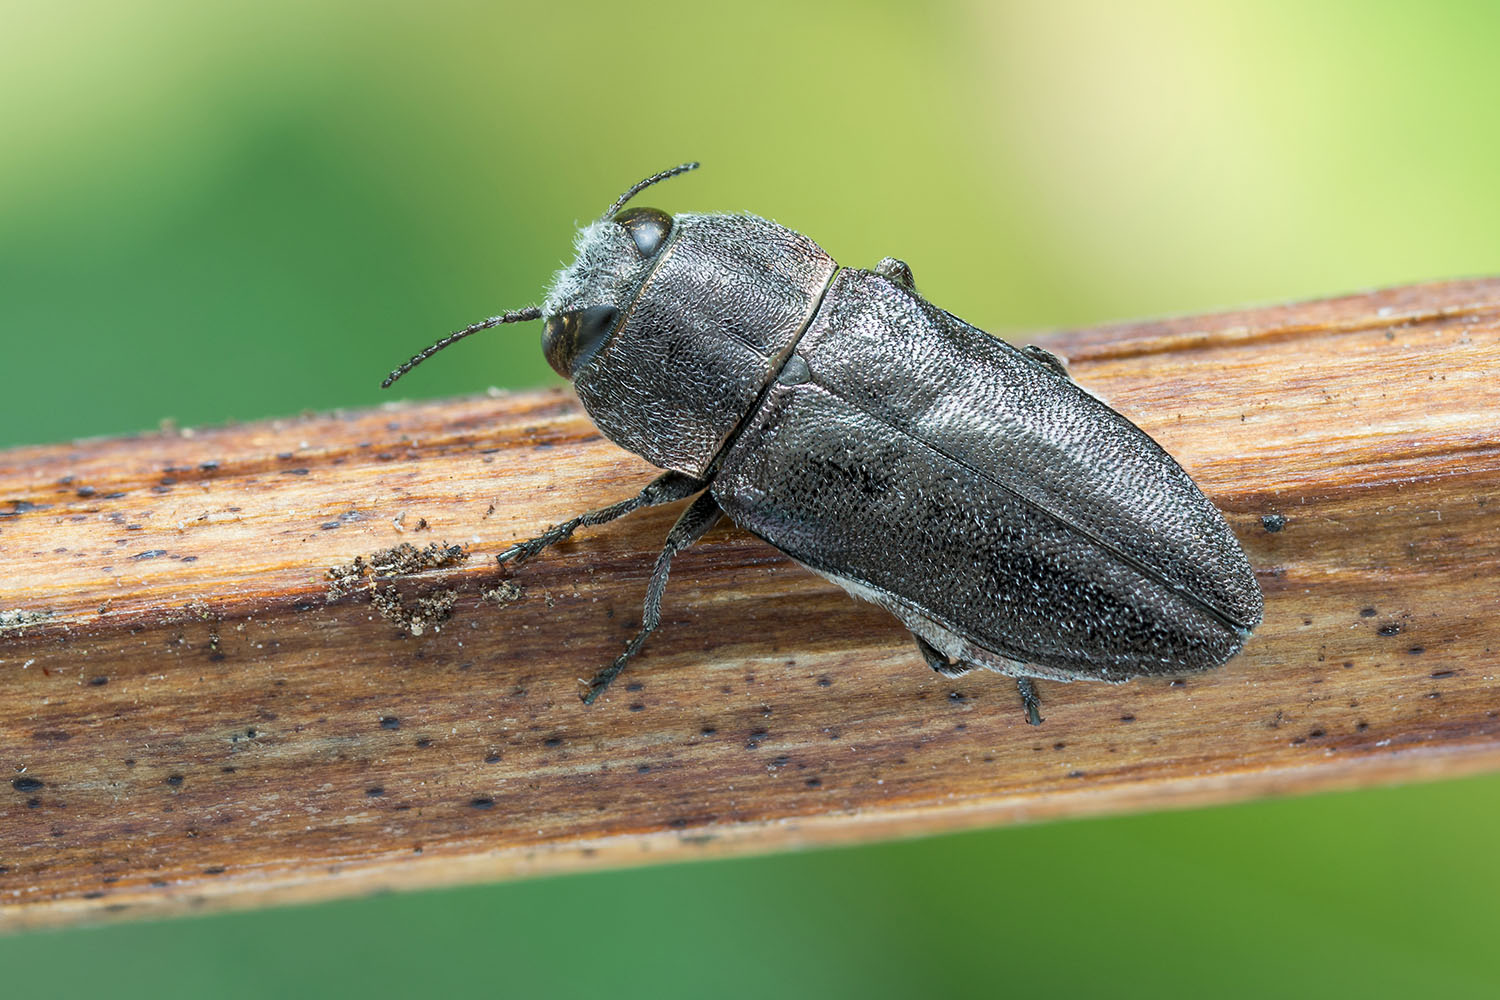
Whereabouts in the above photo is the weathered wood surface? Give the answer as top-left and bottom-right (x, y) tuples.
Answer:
(1, 279), (1497, 929)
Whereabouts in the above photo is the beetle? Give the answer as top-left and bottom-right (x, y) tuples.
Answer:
(382, 162), (1263, 724)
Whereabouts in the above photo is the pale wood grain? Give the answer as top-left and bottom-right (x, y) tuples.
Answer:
(2, 279), (1498, 930)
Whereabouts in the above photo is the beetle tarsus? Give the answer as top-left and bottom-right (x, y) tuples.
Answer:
(1017, 678), (1043, 725)
(579, 491), (723, 703)
(496, 471), (707, 567)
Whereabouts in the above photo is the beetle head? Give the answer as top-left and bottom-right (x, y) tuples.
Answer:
(541, 164), (698, 380)
(379, 163), (696, 390)
(540, 210), (674, 379)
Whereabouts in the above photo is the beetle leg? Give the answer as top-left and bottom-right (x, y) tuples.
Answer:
(915, 634), (1044, 724)
(1016, 678), (1044, 726)
(875, 257), (916, 292)
(582, 491), (724, 704)
(1021, 344), (1070, 379)
(496, 471), (707, 565)
(913, 634), (971, 677)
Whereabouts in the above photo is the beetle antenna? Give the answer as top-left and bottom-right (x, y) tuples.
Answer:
(602, 161), (700, 219)
(381, 306), (543, 388)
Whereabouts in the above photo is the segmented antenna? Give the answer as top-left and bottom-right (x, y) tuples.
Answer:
(380, 306), (542, 388)
(602, 161), (699, 219)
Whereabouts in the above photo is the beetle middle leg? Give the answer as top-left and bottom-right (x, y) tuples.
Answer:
(496, 471), (707, 565)
(581, 491), (724, 704)
(875, 257), (916, 291)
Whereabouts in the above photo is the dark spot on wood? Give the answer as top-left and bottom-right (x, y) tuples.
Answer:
(636, 764), (651, 773)
(544, 736), (563, 748)
(1066, 770), (1085, 778)
(284, 469), (310, 477)
(625, 682), (644, 692)
(165, 774), (184, 787)
(364, 786), (386, 797)
(27, 797), (41, 808)
(1356, 721), (1370, 731)
(1260, 513), (1286, 532)
(132, 549), (167, 560)
(1119, 714), (1136, 722)
(1309, 729), (1326, 739)
(1169, 679), (1186, 687)
(469, 797), (495, 810)
(13, 777), (44, 792)
(1407, 646), (1425, 655)
(415, 738), (433, 749)
(1430, 669), (1455, 679)
(1053, 742), (1066, 750)
(75, 485), (97, 498)
(88, 676), (108, 686)
(82, 891), (106, 900)
(203, 866), (226, 875)
(1359, 607), (1377, 617)
(1377, 623), (1402, 637)
(629, 703), (645, 712)
(379, 716), (400, 730)
(745, 728), (769, 749)
(667, 818), (689, 829)
(817, 676), (832, 687)
(484, 754), (502, 764)
(700, 726), (717, 736)
(948, 690), (969, 703)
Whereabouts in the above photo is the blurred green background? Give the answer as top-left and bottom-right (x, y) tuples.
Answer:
(3, 0), (1499, 995)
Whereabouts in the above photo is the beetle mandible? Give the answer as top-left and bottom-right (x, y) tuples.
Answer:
(383, 162), (1263, 724)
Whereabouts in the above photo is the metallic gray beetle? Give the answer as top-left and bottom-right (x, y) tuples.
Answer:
(383, 163), (1263, 724)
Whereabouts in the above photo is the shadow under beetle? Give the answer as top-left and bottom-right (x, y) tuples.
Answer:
(383, 163), (1263, 724)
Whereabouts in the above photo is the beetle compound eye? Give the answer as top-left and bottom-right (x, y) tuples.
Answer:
(542, 304), (620, 379)
(614, 206), (673, 258)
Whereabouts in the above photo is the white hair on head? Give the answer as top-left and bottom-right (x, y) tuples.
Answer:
(543, 220), (641, 318)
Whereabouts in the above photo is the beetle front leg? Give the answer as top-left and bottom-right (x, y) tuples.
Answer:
(496, 471), (707, 566)
(582, 491), (724, 704)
